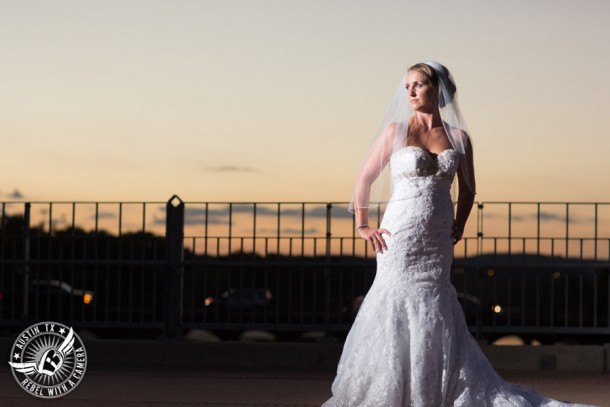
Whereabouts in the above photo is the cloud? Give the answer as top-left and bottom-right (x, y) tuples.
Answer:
(206, 165), (258, 173)
(258, 227), (320, 235)
(181, 205), (280, 225)
(0, 189), (24, 199)
(537, 212), (569, 222)
(153, 206), (226, 226)
(152, 203), (354, 227)
(92, 211), (116, 219)
(304, 205), (353, 219)
(483, 211), (595, 224)
(272, 205), (352, 220)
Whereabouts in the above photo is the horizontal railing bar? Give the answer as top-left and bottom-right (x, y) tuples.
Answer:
(0, 259), (375, 267)
(472, 326), (610, 334)
(474, 263), (610, 269)
(2, 259), (608, 268)
(1, 200), (341, 206)
(0, 201), (166, 204)
(478, 201), (610, 205)
(181, 323), (340, 330)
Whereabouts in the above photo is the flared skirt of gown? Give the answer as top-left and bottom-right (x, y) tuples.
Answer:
(322, 180), (593, 407)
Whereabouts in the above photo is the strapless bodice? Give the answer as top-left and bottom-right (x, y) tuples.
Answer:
(389, 146), (460, 183)
(387, 146), (460, 204)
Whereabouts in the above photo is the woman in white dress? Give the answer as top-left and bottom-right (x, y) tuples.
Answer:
(321, 62), (595, 407)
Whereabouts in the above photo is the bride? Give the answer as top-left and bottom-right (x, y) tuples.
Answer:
(321, 62), (594, 406)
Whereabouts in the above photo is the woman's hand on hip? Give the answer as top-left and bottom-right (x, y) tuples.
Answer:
(358, 227), (391, 254)
(451, 221), (463, 245)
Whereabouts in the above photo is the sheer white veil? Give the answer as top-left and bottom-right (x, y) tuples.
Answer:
(347, 61), (476, 213)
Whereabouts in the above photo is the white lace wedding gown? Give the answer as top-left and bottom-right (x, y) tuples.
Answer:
(322, 146), (594, 407)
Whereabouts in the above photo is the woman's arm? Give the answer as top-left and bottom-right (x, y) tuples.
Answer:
(352, 123), (395, 213)
(352, 123), (395, 253)
(453, 141), (476, 244)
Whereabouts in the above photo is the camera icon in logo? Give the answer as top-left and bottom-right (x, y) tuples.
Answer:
(38, 349), (64, 376)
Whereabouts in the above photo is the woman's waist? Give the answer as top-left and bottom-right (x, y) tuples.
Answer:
(382, 198), (454, 223)
(389, 181), (452, 202)
(391, 176), (453, 189)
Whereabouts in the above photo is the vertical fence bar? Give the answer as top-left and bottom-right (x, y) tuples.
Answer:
(594, 203), (598, 261)
(565, 203), (569, 259)
(606, 268), (610, 329)
(579, 256), (583, 328)
(164, 195), (185, 339)
(352, 205), (357, 257)
(119, 203), (123, 238)
(536, 203), (541, 258)
(142, 203), (147, 234)
(550, 269), (555, 328)
(204, 203), (209, 257)
(22, 203), (31, 323)
(301, 203), (306, 256)
(535, 268), (540, 328)
(93, 203), (100, 322)
(593, 267), (598, 328)
(69, 203), (77, 321)
(0, 203), (4, 320)
(252, 203), (257, 257)
(323, 203), (332, 338)
(0, 203), (4, 258)
(563, 267), (568, 327)
(48, 203), (53, 235)
(507, 203), (512, 262)
(276, 203), (281, 255)
(116, 203), (123, 317)
(228, 203), (233, 255)
(94, 203), (99, 234)
(477, 203), (484, 257)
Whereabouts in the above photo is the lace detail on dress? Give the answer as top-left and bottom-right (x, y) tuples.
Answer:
(322, 147), (595, 407)
(390, 146), (458, 183)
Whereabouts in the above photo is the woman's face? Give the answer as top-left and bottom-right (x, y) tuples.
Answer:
(406, 70), (437, 113)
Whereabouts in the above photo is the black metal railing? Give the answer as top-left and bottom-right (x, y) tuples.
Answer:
(1, 198), (609, 342)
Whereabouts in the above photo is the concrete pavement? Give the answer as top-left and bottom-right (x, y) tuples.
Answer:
(1, 338), (609, 406)
(1, 366), (608, 406)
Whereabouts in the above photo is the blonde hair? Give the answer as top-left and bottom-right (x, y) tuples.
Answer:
(408, 62), (456, 102)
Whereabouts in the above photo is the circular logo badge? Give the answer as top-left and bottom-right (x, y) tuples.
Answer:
(7, 321), (87, 399)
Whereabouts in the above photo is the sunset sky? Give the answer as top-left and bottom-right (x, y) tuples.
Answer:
(2, 0), (610, 205)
